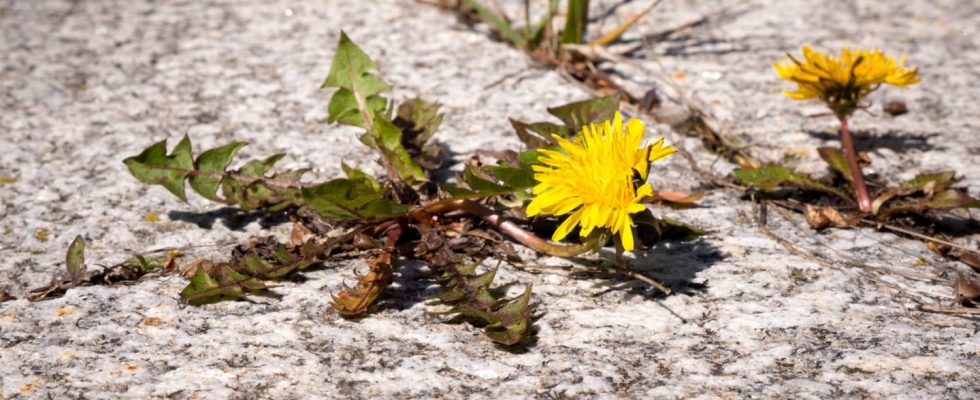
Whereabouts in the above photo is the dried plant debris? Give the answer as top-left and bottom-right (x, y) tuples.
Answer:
(953, 274), (980, 306)
(804, 204), (861, 230)
(28, 236), (182, 302)
(928, 243), (980, 273)
(28, 32), (700, 345)
(331, 249), (395, 317)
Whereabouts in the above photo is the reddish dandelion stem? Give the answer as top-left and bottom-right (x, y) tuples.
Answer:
(838, 116), (872, 213)
(412, 199), (600, 258)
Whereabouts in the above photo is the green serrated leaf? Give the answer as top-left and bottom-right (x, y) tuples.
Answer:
(341, 162), (381, 191)
(126, 137), (302, 210)
(485, 286), (533, 345)
(322, 31), (390, 97)
(518, 148), (542, 165)
(302, 178), (411, 222)
(239, 153), (285, 177)
(486, 161), (537, 190)
(328, 89), (387, 127)
(464, 165), (511, 195)
(241, 254), (275, 277)
(270, 168), (310, 183)
(732, 165), (805, 191)
(189, 142), (246, 201)
(878, 189), (980, 218)
(485, 164), (535, 189)
(373, 114), (427, 183)
(216, 153), (294, 210)
(123, 135), (194, 201)
(431, 265), (533, 345)
(180, 267), (245, 304)
(469, 267), (498, 293)
(396, 98), (444, 145)
(451, 303), (500, 325)
(872, 171), (960, 215)
(547, 96), (618, 134)
(509, 119), (569, 149)
(241, 246), (319, 279)
(732, 165), (850, 202)
(65, 235), (84, 284)
(899, 171), (958, 193)
(442, 185), (483, 199)
(448, 150), (539, 202)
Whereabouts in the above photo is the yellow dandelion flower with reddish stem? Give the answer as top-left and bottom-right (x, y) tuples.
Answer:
(526, 111), (676, 251)
(775, 46), (919, 117)
(775, 46), (920, 213)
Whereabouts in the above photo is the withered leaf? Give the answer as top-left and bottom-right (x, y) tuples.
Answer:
(290, 221), (315, 247)
(954, 275), (980, 302)
(804, 205), (860, 230)
(331, 250), (394, 317)
(644, 190), (705, 208)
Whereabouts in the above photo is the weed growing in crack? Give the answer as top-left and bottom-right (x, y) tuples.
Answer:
(23, 31), (702, 346)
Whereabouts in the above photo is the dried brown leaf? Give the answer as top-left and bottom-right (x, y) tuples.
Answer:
(331, 250), (394, 317)
(179, 259), (216, 279)
(883, 100), (909, 116)
(646, 190), (705, 207)
(954, 252), (980, 272)
(805, 205), (860, 229)
(290, 221), (315, 247)
(954, 275), (980, 302)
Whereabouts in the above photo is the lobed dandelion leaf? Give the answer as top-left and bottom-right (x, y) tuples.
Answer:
(302, 177), (411, 222)
(432, 265), (533, 345)
(124, 135), (194, 201)
(125, 136), (307, 211)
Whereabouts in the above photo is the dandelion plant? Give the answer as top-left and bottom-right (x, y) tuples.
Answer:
(775, 46), (920, 212)
(29, 31), (703, 346)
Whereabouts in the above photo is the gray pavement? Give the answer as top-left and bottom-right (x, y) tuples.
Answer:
(1, 1), (977, 398)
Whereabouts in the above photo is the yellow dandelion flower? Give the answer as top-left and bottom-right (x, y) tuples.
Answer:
(526, 111), (676, 251)
(775, 46), (919, 116)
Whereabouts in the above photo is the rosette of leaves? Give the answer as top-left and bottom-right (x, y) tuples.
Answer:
(116, 32), (538, 345)
(86, 32), (704, 346)
(732, 148), (979, 229)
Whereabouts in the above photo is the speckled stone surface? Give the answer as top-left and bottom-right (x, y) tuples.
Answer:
(1, 0), (977, 399)
(574, 0), (980, 189)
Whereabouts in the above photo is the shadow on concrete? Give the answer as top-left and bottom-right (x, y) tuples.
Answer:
(168, 207), (290, 231)
(805, 129), (940, 153)
(571, 237), (723, 300)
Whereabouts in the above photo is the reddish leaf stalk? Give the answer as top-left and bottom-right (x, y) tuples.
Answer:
(413, 199), (600, 257)
(838, 116), (872, 213)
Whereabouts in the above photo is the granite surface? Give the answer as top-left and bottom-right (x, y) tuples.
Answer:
(1, 0), (977, 398)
